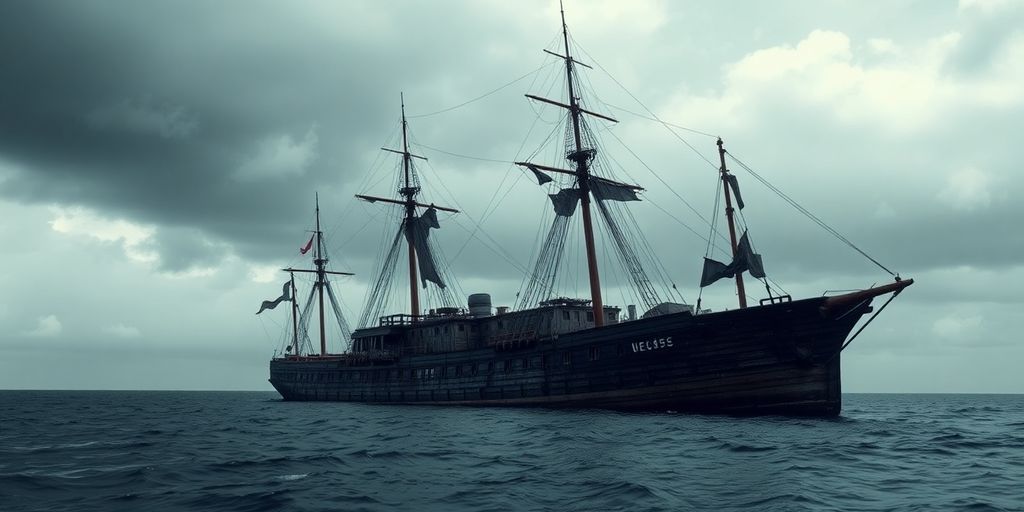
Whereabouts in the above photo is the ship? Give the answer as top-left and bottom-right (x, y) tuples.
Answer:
(262, 5), (913, 416)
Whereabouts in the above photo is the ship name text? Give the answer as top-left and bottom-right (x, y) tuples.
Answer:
(632, 336), (673, 353)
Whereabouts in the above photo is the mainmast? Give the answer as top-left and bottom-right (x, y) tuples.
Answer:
(314, 193), (328, 354)
(717, 138), (747, 309)
(560, 5), (605, 327)
(399, 95), (420, 319)
(355, 96), (459, 321)
(515, 4), (625, 327)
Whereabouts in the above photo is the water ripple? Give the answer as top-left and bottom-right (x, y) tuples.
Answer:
(0, 391), (1022, 512)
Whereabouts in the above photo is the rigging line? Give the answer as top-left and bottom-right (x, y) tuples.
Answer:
(572, 41), (721, 172)
(446, 215), (531, 274)
(707, 176), (724, 259)
(412, 142), (513, 164)
(727, 151), (897, 277)
(612, 198), (687, 304)
(428, 112), (554, 268)
(407, 62), (556, 119)
(736, 206), (790, 297)
(335, 206), (384, 252)
(414, 156), (531, 274)
(602, 129), (719, 233)
(605, 104), (719, 138)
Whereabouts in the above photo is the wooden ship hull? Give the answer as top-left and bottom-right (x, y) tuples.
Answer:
(268, 282), (908, 416)
(262, 5), (914, 418)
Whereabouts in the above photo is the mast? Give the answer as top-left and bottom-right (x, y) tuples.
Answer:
(399, 94), (420, 319)
(560, 3), (604, 327)
(289, 271), (299, 356)
(314, 193), (328, 354)
(717, 138), (747, 309)
(514, 3), (628, 323)
(280, 197), (354, 355)
(355, 98), (459, 325)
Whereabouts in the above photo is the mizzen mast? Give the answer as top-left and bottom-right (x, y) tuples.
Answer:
(717, 138), (747, 309)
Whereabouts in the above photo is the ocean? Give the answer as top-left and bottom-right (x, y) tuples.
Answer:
(1, 392), (1021, 511)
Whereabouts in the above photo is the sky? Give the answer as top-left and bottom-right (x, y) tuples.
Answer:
(1, 0), (1021, 392)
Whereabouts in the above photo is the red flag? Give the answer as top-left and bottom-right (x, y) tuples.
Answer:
(300, 235), (314, 255)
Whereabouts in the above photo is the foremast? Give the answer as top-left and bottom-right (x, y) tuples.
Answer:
(284, 194), (353, 356)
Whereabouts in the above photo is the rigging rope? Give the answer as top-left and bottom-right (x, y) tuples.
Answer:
(407, 62), (556, 118)
(726, 151), (897, 277)
(604, 104), (719, 138)
(572, 40), (721, 172)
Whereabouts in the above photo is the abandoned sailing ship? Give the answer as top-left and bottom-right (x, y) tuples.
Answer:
(262, 9), (912, 416)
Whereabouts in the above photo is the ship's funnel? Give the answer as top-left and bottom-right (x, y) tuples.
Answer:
(468, 293), (492, 317)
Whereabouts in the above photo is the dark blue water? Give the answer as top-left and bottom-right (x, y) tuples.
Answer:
(1, 392), (1021, 511)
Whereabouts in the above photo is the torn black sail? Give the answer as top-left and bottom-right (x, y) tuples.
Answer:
(699, 230), (765, 287)
(591, 177), (640, 202)
(404, 207), (446, 288)
(549, 188), (581, 217)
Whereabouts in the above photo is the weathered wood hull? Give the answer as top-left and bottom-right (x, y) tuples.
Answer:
(269, 295), (869, 416)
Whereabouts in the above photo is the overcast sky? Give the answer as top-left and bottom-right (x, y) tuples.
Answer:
(1, 0), (1021, 392)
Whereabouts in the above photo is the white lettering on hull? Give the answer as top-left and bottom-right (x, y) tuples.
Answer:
(631, 336), (673, 353)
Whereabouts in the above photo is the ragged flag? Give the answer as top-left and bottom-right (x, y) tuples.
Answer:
(300, 235), (314, 255)
(256, 281), (292, 314)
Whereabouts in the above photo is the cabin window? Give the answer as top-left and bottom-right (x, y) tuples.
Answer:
(434, 327), (440, 335)
(562, 351), (571, 366)
(586, 311), (594, 322)
(589, 346), (600, 361)
(562, 310), (570, 320)
(458, 324), (465, 332)
(574, 311), (580, 320)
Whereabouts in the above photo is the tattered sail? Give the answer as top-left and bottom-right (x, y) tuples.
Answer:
(256, 281), (292, 314)
(526, 164), (554, 185)
(549, 188), (581, 217)
(724, 174), (744, 210)
(699, 230), (765, 287)
(591, 177), (640, 202)
(404, 206), (446, 288)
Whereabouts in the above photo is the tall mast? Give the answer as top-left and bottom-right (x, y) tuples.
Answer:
(717, 138), (747, 309)
(399, 94), (420, 319)
(560, 4), (604, 327)
(355, 97), (458, 325)
(290, 271), (299, 356)
(314, 193), (328, 354)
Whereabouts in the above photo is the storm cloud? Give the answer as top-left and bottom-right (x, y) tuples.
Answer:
(1, 0), (1021, 392)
